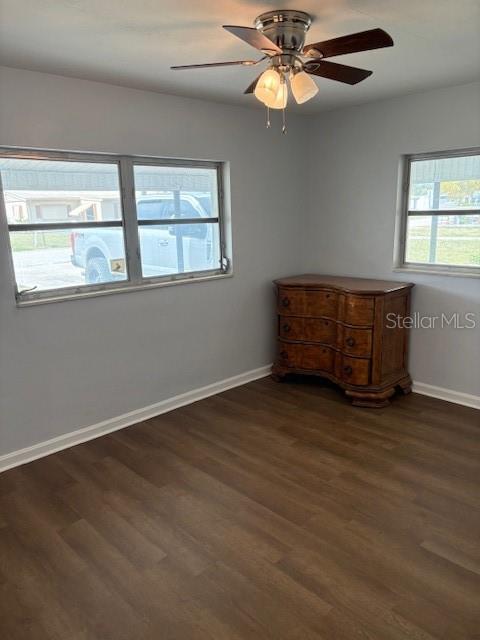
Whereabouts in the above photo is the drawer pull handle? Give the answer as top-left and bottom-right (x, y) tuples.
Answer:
(325, 294), (331, 299)
(283, 323), (291, 333)
(281, 297), (290, 308)
(280, 351), (289, 359)
(346, 337), (355, 347)
(344, 365), (353, 375)
(324, 320), (329, 326)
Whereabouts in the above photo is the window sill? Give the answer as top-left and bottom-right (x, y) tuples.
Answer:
(16, 271), (233, 307)
(393, 266), (480, 279)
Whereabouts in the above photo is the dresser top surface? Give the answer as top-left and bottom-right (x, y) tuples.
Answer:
(274, 274), (414, 294)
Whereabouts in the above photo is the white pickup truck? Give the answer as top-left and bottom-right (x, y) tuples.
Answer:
(71, 194), (217, 282)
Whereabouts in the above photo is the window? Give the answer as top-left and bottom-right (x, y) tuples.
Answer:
(395, 149), (480, 275)
(0, 150), (229, 304)
(133, 163), (222, 279)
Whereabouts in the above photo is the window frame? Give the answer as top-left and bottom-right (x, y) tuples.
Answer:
(0, 147), (230, 305)
(394, 147), (480, 278)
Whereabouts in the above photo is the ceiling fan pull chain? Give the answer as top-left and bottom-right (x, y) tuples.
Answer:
(279, 73), (287, 134)
(266, 106), (271, 129)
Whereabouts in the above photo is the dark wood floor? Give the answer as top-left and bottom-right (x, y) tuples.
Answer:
(1, 377), (479, 640)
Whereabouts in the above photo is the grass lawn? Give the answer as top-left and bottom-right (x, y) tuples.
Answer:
(409, 226), (480, 238)
(10, 231), (70, 251)
(406, 225), (480, 266)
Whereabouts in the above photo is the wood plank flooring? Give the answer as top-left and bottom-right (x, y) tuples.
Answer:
(0, 376), (479, 640)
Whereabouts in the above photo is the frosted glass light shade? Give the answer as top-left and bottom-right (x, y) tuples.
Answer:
(254, 69), (281, 106)
(268, 79), (288, 109)
(291, 71), (318, 104)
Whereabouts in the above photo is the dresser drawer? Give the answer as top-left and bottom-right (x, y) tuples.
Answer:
(278, 342), (303, 369)
(301, 344), (334, 372)
(342, 295), (375, 326)
(337, 326), (372, 357)
(278, 287), (338, 319)
(304, 317), (336, 344)
(279, 317), (336, 344)
(335, 354), (370, 386)
(305, 289), (338, 318)
(278, 288), (304, 316)
(279, 317), (304, 340)
(278, 341), (334, 373)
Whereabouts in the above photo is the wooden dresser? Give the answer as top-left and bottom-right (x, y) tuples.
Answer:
(272, 275), (414, 407)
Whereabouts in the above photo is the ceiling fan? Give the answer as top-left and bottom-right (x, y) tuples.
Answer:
(171, 10), (393, 132)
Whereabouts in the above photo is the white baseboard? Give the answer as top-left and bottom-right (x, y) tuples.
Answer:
(412, 381), (480, 410)
(0, 365), (271, 473)
(2, 367), (478, 473)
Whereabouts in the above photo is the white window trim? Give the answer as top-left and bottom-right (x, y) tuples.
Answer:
(0, 147), (232, 305)
(393, 147), (480, 278)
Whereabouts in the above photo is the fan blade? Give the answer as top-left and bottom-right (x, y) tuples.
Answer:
(244, 74), (262, 94)
(305, 60), (372, 85)
(171, 60), (257, 70)
(303, 28), (393, 58)
(223, 25), (282, 55)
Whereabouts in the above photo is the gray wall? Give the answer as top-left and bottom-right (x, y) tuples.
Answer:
(304, 82), (480, 396)
(0, 66), (308, 455)
(1, 67), (479, 457)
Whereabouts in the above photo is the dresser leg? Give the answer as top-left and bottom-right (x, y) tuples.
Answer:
(397, 376), (413, 395)
(271, 365), (288, 382)
(345, 387), (396, 408)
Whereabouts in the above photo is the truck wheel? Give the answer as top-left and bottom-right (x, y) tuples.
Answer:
(85, 256), (110, 284)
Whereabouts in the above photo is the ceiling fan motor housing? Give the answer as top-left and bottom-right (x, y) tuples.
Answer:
(254, 10), (312, 53)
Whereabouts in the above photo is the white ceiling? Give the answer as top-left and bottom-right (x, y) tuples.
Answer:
(0, 0), (479, 113)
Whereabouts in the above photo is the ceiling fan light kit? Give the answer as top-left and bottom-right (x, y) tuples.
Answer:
(254, 70), (288, 108)
(254, 68), (282, 107)
(290, 71), (319, 104)
(171, 9), (393, 133)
